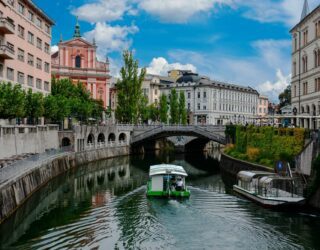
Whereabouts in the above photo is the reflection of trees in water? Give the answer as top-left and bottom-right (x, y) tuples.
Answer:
(115, 192), (150, 248)
(184, 149), (220, 174)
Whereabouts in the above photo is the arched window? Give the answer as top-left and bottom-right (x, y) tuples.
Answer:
(75, 55), (81, 68)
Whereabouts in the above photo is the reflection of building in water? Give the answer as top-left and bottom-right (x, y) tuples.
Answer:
(205, 149), (221, 161)
(92, 192), (111, 206)
(73, 164), (131, 199)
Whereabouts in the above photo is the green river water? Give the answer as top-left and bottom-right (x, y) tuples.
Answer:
(1, 151), (320, 250)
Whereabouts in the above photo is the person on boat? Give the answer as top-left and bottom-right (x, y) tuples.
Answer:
(170, 176), (177, 191)
(176, 177), (184, 191)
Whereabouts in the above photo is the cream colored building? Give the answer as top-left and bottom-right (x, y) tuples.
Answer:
(291, 0), (320, 129)
(168, 69), (192, 81)
(0, 0), (54, 94)
(258, 95), (269, 117)
(142, 74), (161, 105)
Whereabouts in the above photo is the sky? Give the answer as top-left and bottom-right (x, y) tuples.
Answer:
(33, 0), (319, 102)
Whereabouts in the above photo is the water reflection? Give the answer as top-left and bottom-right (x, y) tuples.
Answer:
(1, 150), (320, 249)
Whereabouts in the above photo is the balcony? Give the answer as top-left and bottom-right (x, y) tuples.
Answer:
(0, 45), (14, 59)
(0, 18), (15, 34)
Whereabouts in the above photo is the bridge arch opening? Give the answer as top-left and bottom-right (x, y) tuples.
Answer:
(62, 137), (71, 147)
(98, 133), (105, 143)
(87, 134), (95, 146)
(119, 133), (127, 143)
(185, 138), (211, 152)
(108, 133), (116, 142)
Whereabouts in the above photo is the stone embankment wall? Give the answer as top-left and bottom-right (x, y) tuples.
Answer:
(0, 146), (129, 223)
(219, 153), (272, 186)
(0, 125), (59, 159)
(309, 188), (320, 209)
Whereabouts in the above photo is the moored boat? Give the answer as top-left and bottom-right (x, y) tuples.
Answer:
(233, 171), (305, 208)
(146, 164), (190, 198)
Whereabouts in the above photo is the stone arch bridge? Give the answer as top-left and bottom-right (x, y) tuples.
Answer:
(59, 124), (226, 152)
(131, 125), (226, 150)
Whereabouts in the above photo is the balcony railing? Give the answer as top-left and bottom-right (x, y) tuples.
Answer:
(0, 18), (15, 34)
(0, 44), (14, 59)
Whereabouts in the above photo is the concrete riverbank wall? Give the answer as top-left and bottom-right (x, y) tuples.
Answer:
(0, 146), (130, 223)
(219, 153), (272, 186)
(0, 125), (59, 159)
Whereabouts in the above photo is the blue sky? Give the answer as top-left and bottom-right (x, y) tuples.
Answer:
(34, 0), (319, 101)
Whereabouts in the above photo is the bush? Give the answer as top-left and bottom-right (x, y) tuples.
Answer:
(224, 125), (306, 168)
(247, 147), (260, 161)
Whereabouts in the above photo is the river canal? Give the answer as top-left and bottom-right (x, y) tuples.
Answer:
(1, 151), (320, 250)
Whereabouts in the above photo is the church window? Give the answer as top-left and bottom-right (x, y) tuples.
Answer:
(75, 55), (81, 68)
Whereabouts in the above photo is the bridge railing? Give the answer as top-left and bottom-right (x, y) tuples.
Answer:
(130, 124), (226, 144)
(85, 140), (129, 150)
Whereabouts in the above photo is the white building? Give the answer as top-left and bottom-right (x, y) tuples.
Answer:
(291, 0), (320, 129)
(160, 72), (259, 125)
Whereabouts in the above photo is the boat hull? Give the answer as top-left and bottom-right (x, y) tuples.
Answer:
(233, 185), (305, 209)
(146, 189), (190, 198)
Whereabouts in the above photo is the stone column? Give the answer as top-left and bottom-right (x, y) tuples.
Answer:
(93, 83), (97, 99)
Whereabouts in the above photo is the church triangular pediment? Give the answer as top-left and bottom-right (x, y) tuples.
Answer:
(60, 38), (95, 47)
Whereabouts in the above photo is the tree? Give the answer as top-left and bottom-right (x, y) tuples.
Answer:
(159, 94), (168, 124)
(178, 91), (187, 125)
(170, 88), (179, 124)
(0, 82), (25, 119)
(44, 95), (70, 123)
(25, 89), (44, 124)
(149, 102), (160, 123)
(46, 78), (105, 124)
(278, 85), (291, 108)
(116, 50), (146, 124)
(139, 96), (149, 123)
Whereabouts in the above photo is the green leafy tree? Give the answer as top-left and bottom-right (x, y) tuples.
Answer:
(0, 82), (26, 119)
(169, 88), (179, 124)
(149, 102), (160, 123)
(44, 95), (70, 123)
(116, 50), (146, 124)
(47, 78), (104, 124)
(139, 96), (149, 123)
(159, 94), (168, 124)
(178, 91), (187, 125)
(25, 89), (44, 124)
(91, 99), (105, 121)
(279, 85), (291, 108)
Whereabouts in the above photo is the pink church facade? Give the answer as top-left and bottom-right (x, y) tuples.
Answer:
(51, 21), (110, 108)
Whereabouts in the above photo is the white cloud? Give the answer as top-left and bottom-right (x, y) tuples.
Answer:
(234, 0), (319, 27)
(257, 70), (291, 102)
(51, 45), (59, 54)
(146, 57), (197, 75)
(251, 39), (291, 69)
(138, 0), (230, 23)
(108, 57), (122, 78)
(72, 0), (130, 23)
(71, 0), (318, 26)
(84, 22), (139, 57)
